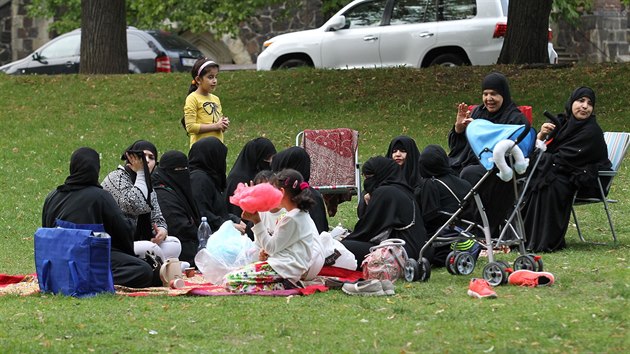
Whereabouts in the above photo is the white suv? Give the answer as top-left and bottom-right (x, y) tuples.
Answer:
(257, 0), (555, 70)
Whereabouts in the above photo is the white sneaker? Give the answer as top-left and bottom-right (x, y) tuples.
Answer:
(342, 279), (386, 296)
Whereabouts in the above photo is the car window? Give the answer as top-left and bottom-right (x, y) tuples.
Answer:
(390, 0), (437, 25)
(438, 0), (476, 21)
(127, 33), (151, 52)
(342, 0), (388, 29)
(39, 34), (80, 59)
(146, 31), (197, 51)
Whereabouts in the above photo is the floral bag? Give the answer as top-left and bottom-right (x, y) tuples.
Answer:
(361, 239), (408, 281)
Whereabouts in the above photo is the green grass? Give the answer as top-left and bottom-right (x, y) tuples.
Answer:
(0, 64), (628, 353)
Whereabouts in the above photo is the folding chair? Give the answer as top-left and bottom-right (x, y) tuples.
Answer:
(296, 128), (361, 212)
(571, 132), (630, 243)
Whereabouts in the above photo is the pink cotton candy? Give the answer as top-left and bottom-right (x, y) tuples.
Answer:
(229, 182), (283, 213)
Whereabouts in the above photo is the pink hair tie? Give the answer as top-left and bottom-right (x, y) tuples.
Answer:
(299, 181), (309, 190)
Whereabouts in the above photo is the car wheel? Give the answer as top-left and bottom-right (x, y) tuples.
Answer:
(430, 53), (464, 67)
(277, 58), (310, 69)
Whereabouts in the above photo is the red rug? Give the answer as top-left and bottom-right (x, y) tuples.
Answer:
(0, 266), (363, 297)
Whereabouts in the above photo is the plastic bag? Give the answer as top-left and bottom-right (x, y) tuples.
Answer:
(194, 220), (258, 284)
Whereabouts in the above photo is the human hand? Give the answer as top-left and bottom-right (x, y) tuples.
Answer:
(126, 152), (144, 172)
(537, 122), (556, 140)
(151, 225), (168, 245)
(259, 249), (269, 261)
(454, 102), (473, 133)
(220, 116), (230, 131)
(364, 193), (371, 205)
(234, 221), (248, 234)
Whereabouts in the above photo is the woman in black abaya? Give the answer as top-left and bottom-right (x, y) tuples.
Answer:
(189, 137), (246, 234)
(524, 87), (610, 252)
(270, 146), (329, 234)
(415, 145), (474, 266)
(153, 150), (200, 265)
(386, 135), (422, 188)
(225, 137), (277, 216)
(447, 72), (528, 238)
(342, 156), (430, 269)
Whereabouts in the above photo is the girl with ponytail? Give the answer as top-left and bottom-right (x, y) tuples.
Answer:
(223, 169), (319, 293)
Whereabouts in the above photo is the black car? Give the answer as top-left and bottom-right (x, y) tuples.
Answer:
(0, 27), (203, 75)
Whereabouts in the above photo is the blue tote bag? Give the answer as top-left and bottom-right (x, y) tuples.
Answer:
(34, 220), (115, 298)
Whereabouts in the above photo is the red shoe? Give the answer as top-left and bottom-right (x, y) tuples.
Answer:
(508, 270), (555, 287)
(467, 278), (497, 299)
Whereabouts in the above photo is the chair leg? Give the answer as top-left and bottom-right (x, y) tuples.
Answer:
(571, 206), (586, 242)
(601, 199), (617, 243)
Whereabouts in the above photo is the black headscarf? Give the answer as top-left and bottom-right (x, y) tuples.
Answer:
(419, 145), (453, 178)
(470, 72), (524, 123)
(226, 137), (276, 212)
(121, 140), (158, 206)
(416, 145), (461, 222)
(385, 136), (421, 188)
(153, 150), (199, 223)
(270, 146), (311, 181)
(552, 86), (597, 145)
(188, 137), (228, 190)
(362, 156), (412, 194)
(228, 137), (277, 181)
(58, 147), (101, 192)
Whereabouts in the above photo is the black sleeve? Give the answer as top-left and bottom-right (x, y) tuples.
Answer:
(101, 192), (136, 256)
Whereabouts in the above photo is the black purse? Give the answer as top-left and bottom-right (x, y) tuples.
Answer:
(144, 250), (163, 287)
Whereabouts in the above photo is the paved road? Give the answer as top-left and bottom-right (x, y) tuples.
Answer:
(220, 64), (257, 71)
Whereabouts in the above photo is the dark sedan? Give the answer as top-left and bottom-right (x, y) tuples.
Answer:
(0, 27), (203, 75)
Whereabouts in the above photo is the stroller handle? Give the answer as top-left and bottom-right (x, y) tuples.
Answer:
(543, 110), (562, 140)
(513, 121), (532, 145)
(543, 110), (562, 126)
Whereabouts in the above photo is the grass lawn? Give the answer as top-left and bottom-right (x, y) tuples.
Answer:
(0, 64), (628, 353)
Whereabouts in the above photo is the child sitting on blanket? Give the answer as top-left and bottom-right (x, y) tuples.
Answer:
(223, 169), (317, 293)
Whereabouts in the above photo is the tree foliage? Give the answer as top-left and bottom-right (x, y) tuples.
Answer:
(28, 0), (284, 36)
(551, 0), (592, 26)
(552, 0), (630, 26)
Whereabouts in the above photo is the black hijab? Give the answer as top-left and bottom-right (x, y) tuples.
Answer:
(362, 156), (412, 194)
(188, 137), (228, 190)
(228, 137), (277, 181)
(419, 145), (453, 178)
(58, 147), (101, 192)
(536, 86), (609, 190)
(386, 136), (421, 188)
(271, 146), (311, 181)
(417, 145), (457, 221)
(121, 140), (158, 206)
(471, 72), (525, 124)
(153, 150), (199, 223)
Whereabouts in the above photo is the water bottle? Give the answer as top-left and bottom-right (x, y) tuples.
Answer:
(197, 216), (212, 251)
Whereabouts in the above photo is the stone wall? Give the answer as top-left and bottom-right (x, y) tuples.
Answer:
(556, 0), (629, 63)
(0, 0), (51, 66)
(0, 0), (11, 63)
(240, 0), (323, 63)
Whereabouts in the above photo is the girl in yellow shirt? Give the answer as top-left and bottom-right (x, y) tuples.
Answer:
(183, 58), (230, 147)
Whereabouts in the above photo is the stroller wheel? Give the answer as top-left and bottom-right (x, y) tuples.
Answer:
(419, 257), (432, 282)
(446, 251), (459, 275)
(454, 252), (476, 275)
(529, 254), (544, 271)
(404, 258), (420, 282)
(482, 262), (508, 286)
(514, 255), (536, 271)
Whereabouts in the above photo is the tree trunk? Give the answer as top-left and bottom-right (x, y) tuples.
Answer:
(497, 0), (552, 64)
(80, 0), (127, 74)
